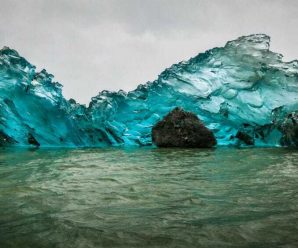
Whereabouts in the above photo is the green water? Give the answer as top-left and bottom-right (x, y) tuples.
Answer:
(0, 147), (298, 247)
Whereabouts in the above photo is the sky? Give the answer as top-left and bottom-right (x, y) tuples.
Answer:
(0, 0), (297, 104)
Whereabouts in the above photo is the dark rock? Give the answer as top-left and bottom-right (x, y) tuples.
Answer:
(152, 107), (216, 148)
(235, 131), (254, 145)
(28, 133), (40, 147)
(280, 111), (298, 147)
(0, 131), (17, 146)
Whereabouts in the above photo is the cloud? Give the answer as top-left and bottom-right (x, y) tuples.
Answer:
(0, 0), (297, 103)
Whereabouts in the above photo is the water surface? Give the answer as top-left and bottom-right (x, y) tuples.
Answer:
(0, 147), (298, 247)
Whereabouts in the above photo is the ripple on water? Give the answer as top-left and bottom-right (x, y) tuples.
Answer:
(0, 147), (298, 247)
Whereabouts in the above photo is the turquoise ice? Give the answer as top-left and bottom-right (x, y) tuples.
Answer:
(0, 34), (297, 147)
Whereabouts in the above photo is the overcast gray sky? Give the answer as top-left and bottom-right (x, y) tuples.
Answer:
(0, 0), (297, 103)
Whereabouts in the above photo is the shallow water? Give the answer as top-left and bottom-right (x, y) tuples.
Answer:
(0, 147), (298, 247)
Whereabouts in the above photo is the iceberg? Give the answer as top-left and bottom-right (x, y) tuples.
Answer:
(0, 34), (297, 147)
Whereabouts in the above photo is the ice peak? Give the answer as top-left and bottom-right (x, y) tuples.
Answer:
(225, 33), (270, 50)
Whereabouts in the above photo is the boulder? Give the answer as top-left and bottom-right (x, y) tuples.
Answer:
(152, 107), (216, 148)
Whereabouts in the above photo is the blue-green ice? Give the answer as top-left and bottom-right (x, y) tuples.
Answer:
(0, 34), (297, 147)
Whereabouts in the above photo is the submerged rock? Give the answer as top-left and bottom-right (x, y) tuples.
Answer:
(152, 107), (216, 148)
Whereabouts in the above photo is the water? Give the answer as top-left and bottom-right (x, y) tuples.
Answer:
(0, 147), (298, 247)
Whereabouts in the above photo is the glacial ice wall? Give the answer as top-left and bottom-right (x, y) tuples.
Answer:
(0, 34), (297, 147)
